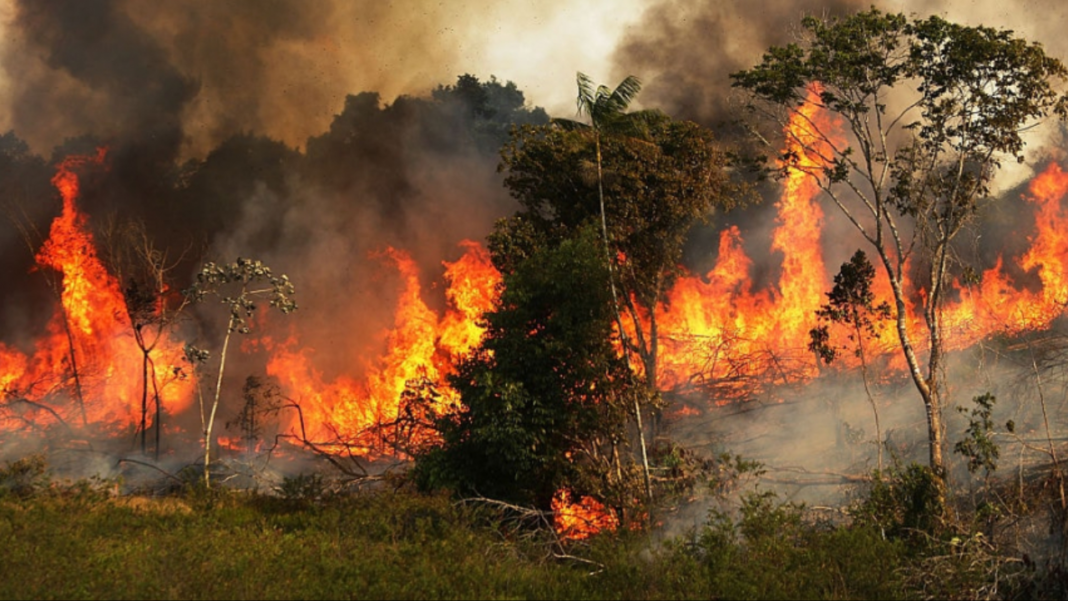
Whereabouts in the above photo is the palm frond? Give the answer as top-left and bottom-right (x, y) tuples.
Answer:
(609, 108), (665, 141)
(573, 72), (647, 134)
(551, 117), (591, 132)
(576, 72), (596, 118)
(605, 76), (643, 115)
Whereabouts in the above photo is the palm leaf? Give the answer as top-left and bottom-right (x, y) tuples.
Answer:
(604, 75), (643, 115)
(575, 72), (645, 132)
(551, 117), (591, 132)
(576, 72), (597, 118)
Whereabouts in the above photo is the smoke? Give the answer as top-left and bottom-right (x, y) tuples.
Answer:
(0, 0), (1067, 513)
(0, 0), (652, 160)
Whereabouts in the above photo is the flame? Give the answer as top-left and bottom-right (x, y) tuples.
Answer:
(1, 150), (192, 434)
(266, 241), (501, 452)
(654, 87), (841, 398)
(945, 162), (1068, 343)
(552, 489), (619, 540)
(5, 84), (1068, 485)
(649, 90), (1068, 404)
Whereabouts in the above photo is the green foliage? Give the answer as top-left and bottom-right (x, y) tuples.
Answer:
(954, 393), (1000, 476)
(0, 487), (592, 600)
(499, 111), (736, 312)
(13, 475), (1068, 599)
(415, 227), (639, 510)
(809, 249), (891, 365)
(734, 9), (1067, 172)
(853, 462), (944, 541)
(672, 490), (908, 600)
(276, 472), (327, 505)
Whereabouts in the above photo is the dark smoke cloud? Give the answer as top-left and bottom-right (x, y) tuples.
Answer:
(6, 0), (196, 163)
(610, 0), (860, 129)
(0, 0), (522, 160)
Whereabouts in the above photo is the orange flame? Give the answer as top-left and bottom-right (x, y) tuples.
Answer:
(552, 489), (619, 540)
(654, 87), (841, 398)
(1, 150), (192, 434)
(6, 84), (1068, 485)
(266, 241), (501, 452)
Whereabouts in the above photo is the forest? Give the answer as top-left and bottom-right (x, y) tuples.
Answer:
(5, 4), (1068, 599)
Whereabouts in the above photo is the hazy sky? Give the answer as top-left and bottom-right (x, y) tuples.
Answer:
(0, 0), (1066, 159)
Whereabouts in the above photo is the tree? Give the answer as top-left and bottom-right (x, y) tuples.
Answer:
(809, 249), (891, 469)
(184, 258), (296, 488)
(501, 75), (737, 500)
(732, 8), (1068, 495)
(226, 374), (284, 457)
(414, 227), (644, 516)
(100, 218), (190, 458)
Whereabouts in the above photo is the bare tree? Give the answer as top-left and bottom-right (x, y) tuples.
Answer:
(100, 217), (190, 458)
(184, 257), (297, 488)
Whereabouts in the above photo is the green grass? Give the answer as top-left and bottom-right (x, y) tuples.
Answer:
(0, 477), (919, 600)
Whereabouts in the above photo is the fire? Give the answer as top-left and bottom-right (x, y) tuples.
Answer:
(552, 489), (619, 540)
(5, 83), (1068, 519)
(265, 241), (500, 453)
(647, 88), (1068, 405)
(1, 150), (192, 434)
(654, 87), (841, 397)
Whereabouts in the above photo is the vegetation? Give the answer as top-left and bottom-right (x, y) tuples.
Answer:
(6, 452), (1068, 600)
(6, 12), (1068, 600)
(732, 7), (1068, 495)
(442, 75), (740, 519)
(414, 228), (644, 517)
(100, 217), (190, 459)
(183, 258), (298, 488)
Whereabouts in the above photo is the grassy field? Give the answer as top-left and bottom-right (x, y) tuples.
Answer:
(2, 457), (1067, 600)
(0, 469), (916, 600)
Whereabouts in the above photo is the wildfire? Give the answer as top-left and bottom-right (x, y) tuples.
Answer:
(552, 489), (619, 540)
(265, 241), (501, 453)
(1, 150), (192, 434)
(645, 89), (1068, 406)
(654, 87), (843, 398)
(3, 84), (1068, 538)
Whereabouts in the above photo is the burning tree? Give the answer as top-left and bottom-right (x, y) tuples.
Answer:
(99, 218), (190, 458)
(184, 258), (297, 488)
(732, 8), (1068, 496)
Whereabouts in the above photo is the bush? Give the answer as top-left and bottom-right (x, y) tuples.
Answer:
(0, 454), (49, 498)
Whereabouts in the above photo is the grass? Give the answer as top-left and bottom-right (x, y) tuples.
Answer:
(0, 472), (916, 600)
(9, 452), (1068, 600)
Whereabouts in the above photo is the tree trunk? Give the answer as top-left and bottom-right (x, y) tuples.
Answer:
(204, 314), (235, 488)
(594, 133), (653, 503)
(59, 313), (87, 426)
(876, 247), (946, 499)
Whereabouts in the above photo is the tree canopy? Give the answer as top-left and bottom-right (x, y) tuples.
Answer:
(732, 8), (1068, 491)
(414, 227), (641, 509)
